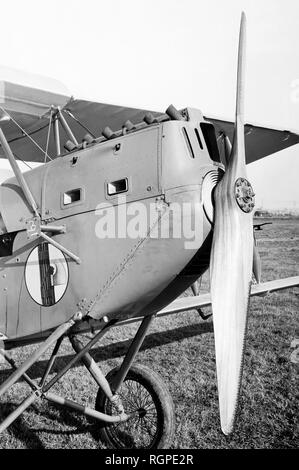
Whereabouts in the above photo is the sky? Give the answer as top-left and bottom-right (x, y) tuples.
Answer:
(0, 0), (298, 211)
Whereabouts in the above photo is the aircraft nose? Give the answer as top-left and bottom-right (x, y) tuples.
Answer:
(161, 120), (216, 191)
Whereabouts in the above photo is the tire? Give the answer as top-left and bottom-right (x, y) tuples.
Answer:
(95, 364), (175, 449)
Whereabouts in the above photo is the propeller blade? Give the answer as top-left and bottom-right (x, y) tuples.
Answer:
(223, 132), (261, 284)
(210, 12), (255, 435)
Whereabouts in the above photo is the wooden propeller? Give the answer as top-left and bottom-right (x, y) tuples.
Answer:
(210, 12), (255, 435)
(223, 128), (261, 285)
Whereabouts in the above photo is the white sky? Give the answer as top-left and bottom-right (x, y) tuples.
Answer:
(0, 0), (298, 210)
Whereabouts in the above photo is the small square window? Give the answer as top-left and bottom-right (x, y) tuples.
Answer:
(107, 178), (128, 196)
(63, 189), (81, 205)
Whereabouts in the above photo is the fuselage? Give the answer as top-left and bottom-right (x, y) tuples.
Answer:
(0, 108), (223, 344)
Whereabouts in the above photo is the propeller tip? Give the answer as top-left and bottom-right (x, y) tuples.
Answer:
(240, 12), (247, 30)
(221, 421), (235, 436)
(222, 428), (233, 437)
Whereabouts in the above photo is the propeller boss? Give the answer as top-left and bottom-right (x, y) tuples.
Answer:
(234, 178), (255, 213)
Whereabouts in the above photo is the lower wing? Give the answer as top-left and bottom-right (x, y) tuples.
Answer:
(121, 276), (299, 324)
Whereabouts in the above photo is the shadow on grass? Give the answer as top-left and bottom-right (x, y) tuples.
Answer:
(0, 400), (98, 448)
(0, 402), (45, 448)
(0, 321), (213, 448)
(0, 320), (213, 384)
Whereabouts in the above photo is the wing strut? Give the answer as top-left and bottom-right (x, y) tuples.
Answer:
(0, 128), (81, 264)
(0, 128), (39, 218)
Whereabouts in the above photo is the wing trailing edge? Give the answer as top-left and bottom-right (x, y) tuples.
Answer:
(205, 117), (299, 165)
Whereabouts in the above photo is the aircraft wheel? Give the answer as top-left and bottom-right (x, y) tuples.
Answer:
(95, 364), (175, 449)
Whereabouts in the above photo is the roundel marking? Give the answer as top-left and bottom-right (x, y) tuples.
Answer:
(25, 242), (69, 307)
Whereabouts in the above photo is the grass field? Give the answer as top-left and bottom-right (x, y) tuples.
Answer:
(0, 218), (298, 449)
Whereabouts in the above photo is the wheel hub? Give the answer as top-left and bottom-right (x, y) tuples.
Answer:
(137, 407), (147, 418)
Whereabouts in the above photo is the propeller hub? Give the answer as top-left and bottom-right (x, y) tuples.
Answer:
(234, 178), (255, 213)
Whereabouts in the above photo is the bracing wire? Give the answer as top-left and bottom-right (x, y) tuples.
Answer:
(13, 152), (33, 170)
(63, 109), (96, 138)
(0, 106), (53, 162)
(44, 108), (53, 163)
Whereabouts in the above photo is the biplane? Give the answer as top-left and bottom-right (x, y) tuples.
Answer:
(0, 13), (298, 448)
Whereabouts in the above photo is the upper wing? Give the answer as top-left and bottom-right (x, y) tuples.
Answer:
(0, 81), (298, 164)
(205, 117), (299, 165)
(0, 81), (71, 162)
(0, 83), (165, 163)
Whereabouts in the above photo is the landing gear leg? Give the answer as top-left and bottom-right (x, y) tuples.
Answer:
(94, 314), (175, 449)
